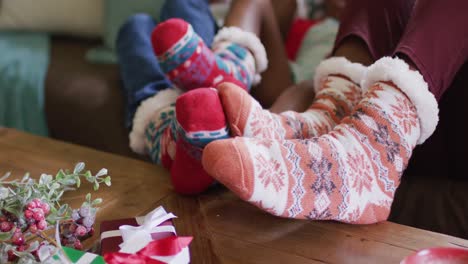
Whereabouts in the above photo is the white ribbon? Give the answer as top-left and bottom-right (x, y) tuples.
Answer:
(118, 206), (177, 254)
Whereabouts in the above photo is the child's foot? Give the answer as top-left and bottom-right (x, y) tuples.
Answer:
(202, 57), (438, 223)
(151, 18), (267, 91)
(218, 57), (366, 139)
(170, 88), (229, 194)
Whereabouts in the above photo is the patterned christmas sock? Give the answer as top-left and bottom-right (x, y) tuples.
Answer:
(151, 18), (267, 91)
(170, 88), (228, 194)
(202, 57), (439, 223)
(220, 57), (366, 139)
(129, 88), (181, 170)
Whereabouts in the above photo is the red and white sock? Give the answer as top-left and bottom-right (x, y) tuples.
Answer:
(170, 87), (229, 194)
(129, 88), (181, 169)
(202, 57), (439, 223)
(151, 18), (267, 91)
(220, 57), (366, 139)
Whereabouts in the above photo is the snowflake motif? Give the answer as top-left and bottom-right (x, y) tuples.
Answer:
(285, 116), (305, 139)
(390, 98), (418, 134)
(308, 156), (335, 194)
(373, 124), (399, 163)
(249, 109), (278, 139)
(306, 207), (332, 220)
(254, 155), (286, 192)
(346, 153), (373, 195)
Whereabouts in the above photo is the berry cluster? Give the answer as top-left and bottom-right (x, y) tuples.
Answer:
(24, 198), (50, 234)
(1, 198), (52, 262)
(60, 204), (96, 250)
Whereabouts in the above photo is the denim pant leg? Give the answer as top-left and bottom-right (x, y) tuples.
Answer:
(160, 0), (218, 47)
(117, 0), (218, 128)
(117, 14), (171, 128)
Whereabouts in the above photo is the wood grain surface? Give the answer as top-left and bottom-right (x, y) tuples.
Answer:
(1, 128), (467, 264)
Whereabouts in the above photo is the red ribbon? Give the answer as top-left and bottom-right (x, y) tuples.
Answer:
(104, 236), (193, 264)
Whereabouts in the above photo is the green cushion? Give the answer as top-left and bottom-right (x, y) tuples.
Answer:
(87, 0), (164, 64)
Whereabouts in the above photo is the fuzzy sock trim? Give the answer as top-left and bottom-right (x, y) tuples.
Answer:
(314, 57), (367, 94)
(129, 88), (182, 154)
(213, 26), (268, 82)
(362, 56), (439, 144)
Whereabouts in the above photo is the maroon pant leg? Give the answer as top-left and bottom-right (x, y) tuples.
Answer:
(333, 0), (415, 60)
(395, 0), (468, 100)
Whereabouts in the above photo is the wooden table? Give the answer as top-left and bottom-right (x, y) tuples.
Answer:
(1, 128), (467, 264)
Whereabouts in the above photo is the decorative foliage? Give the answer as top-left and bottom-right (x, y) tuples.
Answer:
(0, 163), (111, 263)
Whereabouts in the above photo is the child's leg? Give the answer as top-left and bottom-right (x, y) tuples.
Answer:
(163, 0), (292, 194)
(125, 0), (218, 166)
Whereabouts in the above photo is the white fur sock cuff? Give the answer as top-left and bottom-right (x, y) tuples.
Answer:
(213, 27), (268, 75)
(362, 56), (439, 145)
(129, 88), (182, 155)
(314, 57), (367, 94)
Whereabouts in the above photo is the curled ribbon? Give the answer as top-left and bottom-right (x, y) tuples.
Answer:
(104, 236), (193, 264)
(119, 206), (177, 253)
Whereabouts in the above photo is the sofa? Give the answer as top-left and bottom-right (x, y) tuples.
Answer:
(43, 35), (468, 239)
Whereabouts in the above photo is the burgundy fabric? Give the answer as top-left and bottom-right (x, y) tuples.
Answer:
(333, 0), (468, 238)
(335, 0), (468, 101)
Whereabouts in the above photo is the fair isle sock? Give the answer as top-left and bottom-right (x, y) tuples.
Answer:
(129, 89), (181, 169)
(145, 104), (178, 169)
(219, 57), (366, 140)
(151, 18), (267, 91)
(202, 57), (439, 223)
(170, 88), (229, 194)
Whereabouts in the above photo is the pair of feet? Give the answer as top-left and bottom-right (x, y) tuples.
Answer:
(198, 56), (438, 224)
(129, 18), (268, 194)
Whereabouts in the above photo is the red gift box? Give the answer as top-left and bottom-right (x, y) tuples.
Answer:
(99, 206), (178, 254)
(100, 217), (175, 254)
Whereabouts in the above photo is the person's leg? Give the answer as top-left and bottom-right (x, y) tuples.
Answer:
(117, 14), (173, 130)
(213, 0), (417, 141)
(224, 0), (293, 108)
(202, 0), (442, 222)
(124, 0), (218, 167)
(150, 0), (287, 194)
(160, 0), (218, 48)
(394, 0), (468, 101)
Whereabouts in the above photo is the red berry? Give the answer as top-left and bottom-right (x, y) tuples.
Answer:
(24, 209), (34, 219)
(37, 220), (47, 230)
(16, 244), (28, 252)
(73, 240), (83, 250)
(33, 209), (45, 221)
(7, 250), (17, 262)
(41, 203), (51, 215)
(26, 201), (37, 210)
(0, 216), (7, 222)
(29, 223), (38, 233)
(12, 232), (25, 246)
(75, 225), (87, 237)
(0, 221), (12, 232)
